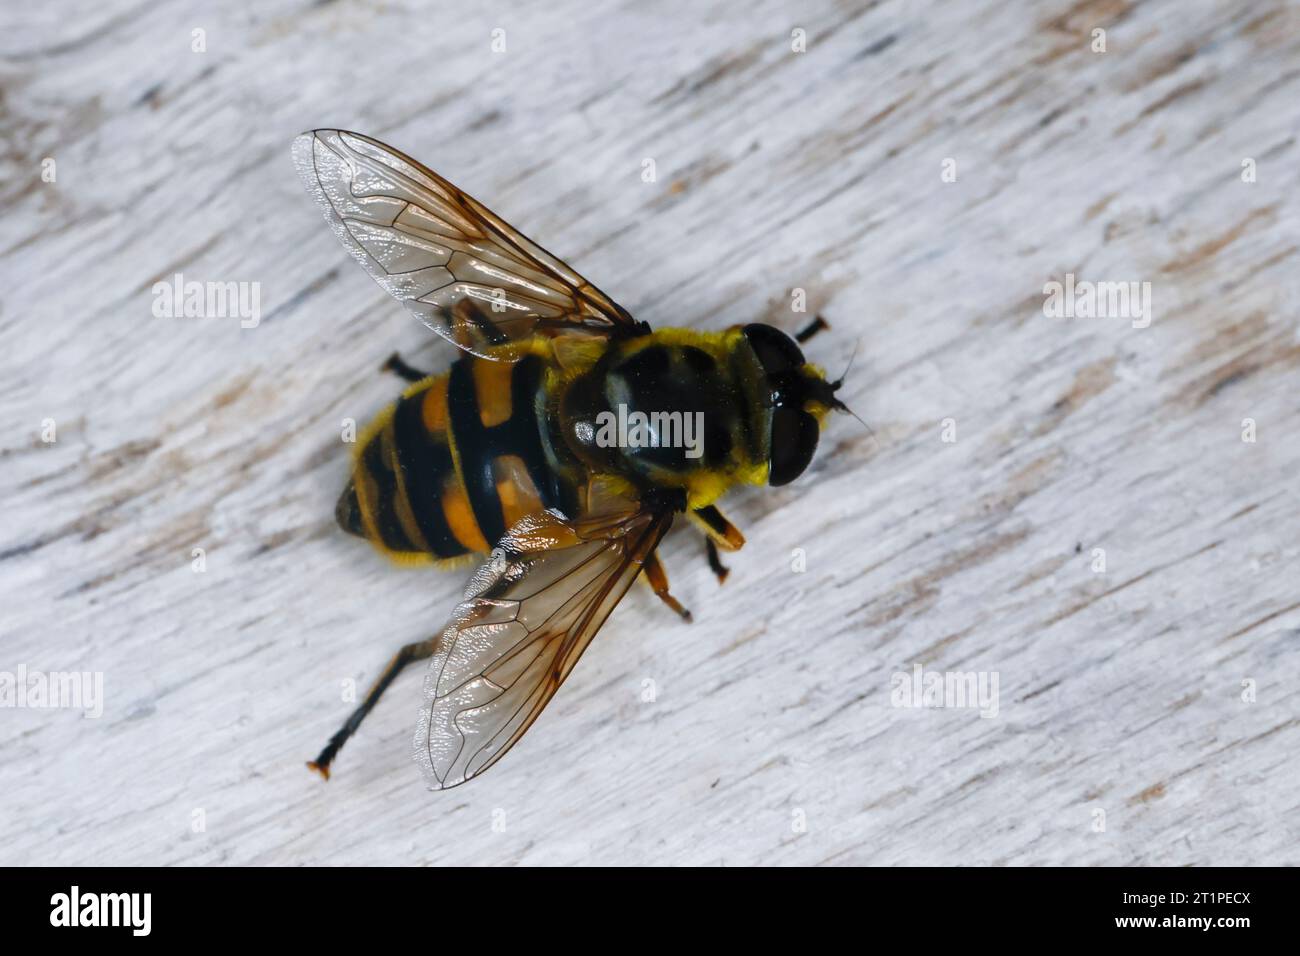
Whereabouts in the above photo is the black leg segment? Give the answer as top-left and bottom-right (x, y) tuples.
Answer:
(382, 352), (431, 383)
(308, 636), (438, 779)
(795, 314), (829, 343)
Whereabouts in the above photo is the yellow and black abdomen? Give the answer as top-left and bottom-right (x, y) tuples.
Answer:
(337, 351), (574, 563)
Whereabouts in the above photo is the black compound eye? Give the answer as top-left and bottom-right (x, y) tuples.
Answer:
(769, 409), (820, 485)
(742, 324), (805, 377)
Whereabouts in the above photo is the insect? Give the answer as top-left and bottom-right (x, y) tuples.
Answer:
(294, 129), (855, 789)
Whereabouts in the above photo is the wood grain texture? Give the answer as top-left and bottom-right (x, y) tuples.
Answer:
(2, 0), (1298, 866)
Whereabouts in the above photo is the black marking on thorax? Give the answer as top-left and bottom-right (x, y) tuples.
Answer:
(606, 343), (736, 471)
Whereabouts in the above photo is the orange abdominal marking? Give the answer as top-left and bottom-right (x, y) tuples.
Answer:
(472, 358), (515, 427)
(421, 379), (450, 433)
(441, 475), (490, 553)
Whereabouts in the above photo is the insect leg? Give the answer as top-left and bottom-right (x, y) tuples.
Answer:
(642, 550), (692, 623)
(381, 352), (431, 383)
(705, 539), (730, 584)
(308, 637), (438, 779)
(794, 314), (829, 343)
(690, 505), (745, 550)
(691, 505), (744, 584)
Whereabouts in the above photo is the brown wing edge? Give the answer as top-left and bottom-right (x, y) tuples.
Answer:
(412, 506), (673, 790)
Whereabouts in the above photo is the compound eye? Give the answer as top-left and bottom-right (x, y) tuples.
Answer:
(742, 324), (805, 377)
(769, 408), (819, 485)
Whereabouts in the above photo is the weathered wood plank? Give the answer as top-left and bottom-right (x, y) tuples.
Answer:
(2, 0), (1298, 865)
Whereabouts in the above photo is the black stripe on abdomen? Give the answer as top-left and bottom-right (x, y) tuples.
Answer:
(446, 353), (571, 547)
(361, 435), (416, 553)
(448, 359), (508, 547)
(496, 356), (563, 511)
(392, 392), (467, 559)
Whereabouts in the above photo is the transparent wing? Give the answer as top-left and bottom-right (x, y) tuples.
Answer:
(293, 129), (639, 358)
(413, 504), (673, 789)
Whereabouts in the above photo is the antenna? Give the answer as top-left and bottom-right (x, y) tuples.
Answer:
(827, 341), (873, 439)
(829, 340), (860, 390)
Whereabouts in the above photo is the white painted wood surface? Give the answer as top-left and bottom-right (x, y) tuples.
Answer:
(2, 0), (1298, 866)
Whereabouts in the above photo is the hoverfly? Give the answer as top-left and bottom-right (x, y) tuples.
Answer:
(294, 129), (853, 789)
